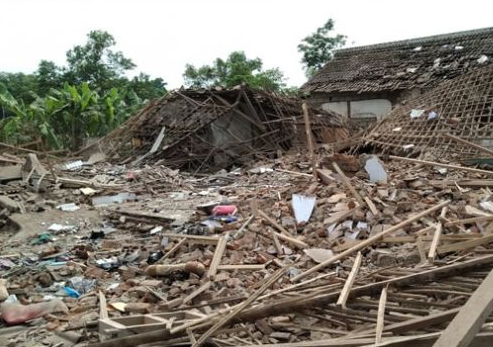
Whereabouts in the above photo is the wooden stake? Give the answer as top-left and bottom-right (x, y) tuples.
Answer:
(302, 102), (317, 179)
(428, 223), (442, 263)
(192, 268), (286, 347)
(332, 162), (365, 206)
(389, 155), (493, 176)
(375, 285), (388, 344)
(291, 200), (450, 282)
(336, 252), (362, 308)
(434, 268), (493, 347)
(443, 133), (493, 157)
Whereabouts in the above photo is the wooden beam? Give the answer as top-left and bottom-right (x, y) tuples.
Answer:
(389, 155), (493, 176)
(336, 252), (362, 309)
(364, 196), (379, 217)
(443, 133), (493, 157)
(302, 102), (317, 179)
(239, 254), (493, 324)
(428, 223), (442, 263)
(292, 200), (450, 282)
(433, 268), (493, 347)
(332, 162), (365, 206)
(208, 234), (228, 279)
(375, 285), (388, 344)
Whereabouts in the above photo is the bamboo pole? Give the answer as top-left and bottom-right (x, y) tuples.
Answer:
(389, 155), (493, 176)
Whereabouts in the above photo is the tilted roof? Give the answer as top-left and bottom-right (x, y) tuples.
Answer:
(300, 27), (493, 94)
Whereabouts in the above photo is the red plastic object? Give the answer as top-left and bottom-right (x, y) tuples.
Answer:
(212, 205), (237, 216)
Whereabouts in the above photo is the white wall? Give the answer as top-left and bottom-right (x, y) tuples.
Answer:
(322, 99), (392, 120)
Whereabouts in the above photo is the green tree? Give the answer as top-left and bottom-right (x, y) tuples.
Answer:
(183, 51), (288, 92)
(65, 30), (136, 89)
(125, 73), (167, 101)
(36, 60), (64, 95)
(298, 19), (346, 77)
(0, 72), (38, 104)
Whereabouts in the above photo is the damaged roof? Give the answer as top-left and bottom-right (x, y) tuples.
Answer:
(360, 63), (493, 159)
(301, 26), (493, 94)
(89, 86), (349, 171)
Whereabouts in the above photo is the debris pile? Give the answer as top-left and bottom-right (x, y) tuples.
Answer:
(82, 86), (349, 171)
(2, 143), (493, 347)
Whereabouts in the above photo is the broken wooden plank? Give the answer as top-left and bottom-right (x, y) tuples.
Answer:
(433, 268), (493, 347)
(208, 234), (228, 279)
(364, 196), (379, 217)
(428, 223), (442, 263)
(336, 252), (362, 309)
(375, 285), (388, 344)
(389, 155), (493, 176)
(292, 200), (450, 282)
(302, 102), (317, 179)
(271, 230), (283, 256)
(332, 162), (365, 206)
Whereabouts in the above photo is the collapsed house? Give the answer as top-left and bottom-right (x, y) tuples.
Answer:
(301, 27), (493, 126)
(88, 86), (349, 171)
(357, 63), (493, 159)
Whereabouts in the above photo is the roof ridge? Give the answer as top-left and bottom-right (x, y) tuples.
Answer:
(337, 26), (493, 53)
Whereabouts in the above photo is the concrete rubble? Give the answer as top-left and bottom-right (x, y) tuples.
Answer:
(2, 97), (493, 347)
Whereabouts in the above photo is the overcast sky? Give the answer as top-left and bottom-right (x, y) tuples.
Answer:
(1, 0), (492, 89)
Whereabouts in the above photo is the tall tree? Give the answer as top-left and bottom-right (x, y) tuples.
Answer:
(183, 51), (288, 92)
(36, 60), (64, 95)
(65, 30), (136, 89)
(298, 19), (346, 77)
(125, 73), (167, 101)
